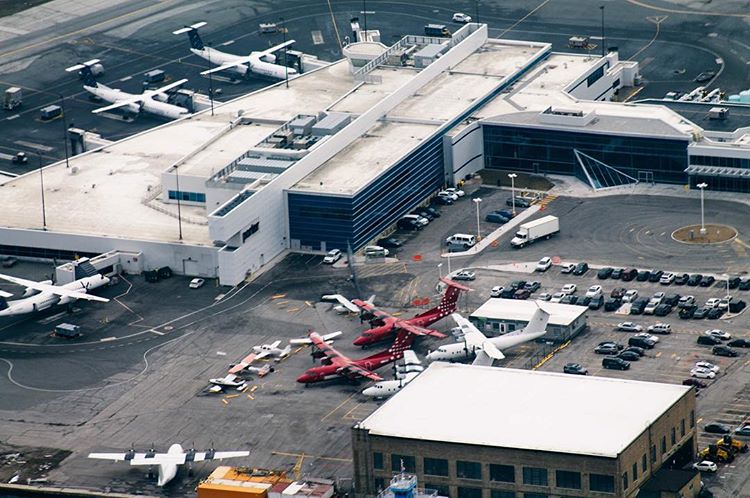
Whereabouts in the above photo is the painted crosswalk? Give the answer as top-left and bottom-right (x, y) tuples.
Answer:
(356, 263), (408, 279)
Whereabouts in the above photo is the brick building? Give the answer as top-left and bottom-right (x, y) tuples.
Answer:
(352, 363), (697, 498)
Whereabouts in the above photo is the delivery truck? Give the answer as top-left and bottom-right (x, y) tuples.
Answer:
(511, 215), (559, 248)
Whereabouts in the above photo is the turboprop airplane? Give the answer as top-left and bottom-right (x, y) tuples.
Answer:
(361, 350), (422, 398)
(88, 444), (249, 486)
(425, 305), (550, 365)
(66, 60), (190, 120)
(252, 340), (291, 358)
(174, 22), (297, 80)
(321, 294), (375, 314)
(0, 273), (109, 317)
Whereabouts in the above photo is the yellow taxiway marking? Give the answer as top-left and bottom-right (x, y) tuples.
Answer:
(321, 392), (358, 422)
(224, 394), (240, 399)
(247, 394), (255, 400)
(655, 352), (662, 358)
(221, 399), (229, 405)
(271, 294), (287, 300)
(272, 451), (352, 463)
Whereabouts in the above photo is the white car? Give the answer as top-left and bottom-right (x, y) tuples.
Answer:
(678, 295), (695, 307)
(550, 292), (565, 303)
(585, 285), (603, 298)
(536, 257), (552, 272)
(651, 292), (665, 304)
(189, 278), (205, 289)
(647, 323), (672, 334)
(452, 12), (472, 23)
(323, 249), (342, 264)
(705, 298), (722, 308)
(617, 322), (642, 332)
(444, 187), (465, 197)
(695, 361), (720, 373)
(622, 289), (639, 303)
(634, 332), (660, 343)
(692, 461), (718, 473)
(704, 329), (731, 340)
(560, 263), (576, 274)
(437, 190), (459, 201)
(364, 245), (390, 257)
(561, 284), (577, 295)
(660, 272), (675, 284)
(490, 286), (505, 298)
(718, 296), (733, 310)
(643, 301), (658, 315)
(538, 292), (552, 301)
(690, 367), (716, 379)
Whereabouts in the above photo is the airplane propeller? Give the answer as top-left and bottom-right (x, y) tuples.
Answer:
(205, 442), (216, 461)
(145, 443), (156, 458)
(125, 443), (135, 461)
(186, 442), (197, 476)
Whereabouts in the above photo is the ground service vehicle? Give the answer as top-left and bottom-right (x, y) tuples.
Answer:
(718, 435), (748, 454)
(510, 215), (559, 248)
(699, 444), (733, 463)
(568, 36), (589, 48)
(424, 24), (451, 37)
(3, 87), (22, 110)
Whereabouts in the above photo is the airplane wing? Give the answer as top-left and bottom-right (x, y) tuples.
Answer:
(93, 79), (188, 114)
(308, 332), (350, 365)
(451, 313), (487, 347)
(88, 452), (134, 462)
(193, 450), (250, 462)
(228, 352), (257, 374)
(269, 340), (281, 349)
(289, 331), (342, 345)
(472, 341), (505, 366)
(0, 290), (13, 298)
(253, 40), (296, 58)
(399, 321), (446, 339)
(200, 59), (251, 76)
(402, 350), (421, 366)
(322, 294), (360, 313)
(0, 274), (109, 302)
(340, 363), (383, 382)
(92, 100), (139, 114)
(144, 78), (189, 97)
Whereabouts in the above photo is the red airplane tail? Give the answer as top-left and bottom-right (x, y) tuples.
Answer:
(361, 328), (416, 363)
(414, 277), (472, 319)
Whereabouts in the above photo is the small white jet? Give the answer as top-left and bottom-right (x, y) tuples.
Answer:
(426, 305), (550, 365)
(66, 60), (190, 120)
(208, 373), (248, 393)
(321, 294), (375, 314)
(252, 340), (291, 358)
(88, 443), (249, 486)
(289, 330), (342, 345)
(0, 273), (110, 317)
(174, 22), (297, 80)
(362, 350), (423, 398)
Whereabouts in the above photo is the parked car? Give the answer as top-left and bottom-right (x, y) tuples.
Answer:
(561, 283), (577, 294)
(729, 299), (747, 313)
(687, 274), (703, 286)
(438, 190), (458, 201)
(649, 270), (664, 283)
(617, 322), (642, 332)
(611, 287), (626, 299)
(524, 281), (541, 292)
(550, 292), (565, 303)
(444, 187), (465, 197)
(636, 270), (651, 282)
(623, 346), (645, 356)
(683, 378), (708, 388)
(577, 296), (592, 307)
(634, 332), (660, 343)
(536, 257), (552, 272)
(588, 296), (604, 310)
(699, 275), (716, 287)
(736, 424), (750, 436)
(398, 218), (422, 230)
(602, 357), (630, 370)
(629, 336), (655, 349)
(598, 341), (624, 350)
(654, 304), (673, 317)
(490, 286), (504, 298)
(513, 289), (531, 300)
(604, 298), (621, 311)
(740, 278), (750, 291)
(585, 285), (603, 298)
(695, 361), (720, 373)
(538, 292), (552, 301)
(595, 344), (620, 355)
(728, 338), (750, 348)
(561, 263), (576, 274)
(446, 233), (476, 248)
(622, 289), (639, 303)
(643, 301), (658, 315)
(690, 368), (716, 379)
(563, 363), (588, 375)
(678, 295), (695, 308)
(452, 12), (472, 23)
(705, 298), (721, 308)
(485, 212), (510, 224)
(453, 270), (476, 281)
(704, 423), (731, 434)
(718, 297), (733, 311)
(621, 268), (638, 281)
(697, 335), (721, 346)
(506, 197), (531, 208)
(664, 294), (681, 307)
(707, 308), (724, 320)
(660, 272), (675, 285)
(693, 461), (718, 473)
(728, 276), (741, 289)
(713, 345), (738, 357)
(679, 305), (697, 319)
(573, 262), (589, 275)
(693, 307), (711, 319)
(610, 268), (624, 279)
(647, 323), (672, 335)
(618, 351), (640, 361)
(651, 292), (666, 304)
(560, 295), (578, 305)
(377, 237), (403, 249)
(597, 267), (614, 279)
(364, 245), (390, 257)
(630, 299), (648, 315)
(189, 278), (205, 289)
(411, 209), (434, 221)
(431, 195), (453, 206)
(704, 329), (731, 340)
(500, 288), (516, 299)
(1, 256), (18, 268)
(323, 249), (342, 264)
(509, 280), (526, 290)
(674, 273), (690, 285)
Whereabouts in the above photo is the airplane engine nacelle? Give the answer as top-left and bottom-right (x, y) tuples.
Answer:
(22, 280), (52, 297)
(152, 93), (168, 103)
(259, 54), (277, 64)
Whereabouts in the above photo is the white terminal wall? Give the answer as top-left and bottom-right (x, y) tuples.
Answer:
(210, 24), (490, 286)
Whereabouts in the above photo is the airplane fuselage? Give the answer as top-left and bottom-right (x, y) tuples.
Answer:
(0, 274), (110, 317)
(156, 444), (182, 486)
(191, 46), (296, 80)
(83, 84), (189, 120)
(354, 309), (450, 346)
(426, 327), (548, 362)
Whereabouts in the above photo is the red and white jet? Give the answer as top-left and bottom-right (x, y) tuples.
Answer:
(296, 330), (415, 385)
(351, 277), (471, 347)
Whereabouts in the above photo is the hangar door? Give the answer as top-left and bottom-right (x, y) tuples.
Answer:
(183, 258), (200, 276)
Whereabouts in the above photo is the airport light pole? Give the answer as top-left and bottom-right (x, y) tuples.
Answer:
(697, 182), (707, 236)
(37, 152), (47, 230)
(508, 173), (518, 216)
(58, 94), (70, 168)
(600, 5), (605, 57)
(280, 17), (289, 89)
(475, 0), (480, 23)
(174, 166), (183, 241)
(473, 197), (482, 239)
(206, 43), (215, 116)
(437, 262), (443, 280)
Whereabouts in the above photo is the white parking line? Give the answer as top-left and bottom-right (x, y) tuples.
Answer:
(6, 114), (19, 120)
(119, 76), (132, 82)
(221, 40), (235, 46)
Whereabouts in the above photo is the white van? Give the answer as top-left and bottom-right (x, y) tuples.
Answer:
(445, 233), (476, 248)
(364, 245), (390, 257)
(402, 214), (429, 226)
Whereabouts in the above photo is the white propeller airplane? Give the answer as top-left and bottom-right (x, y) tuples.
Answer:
(66, 60), (190, 120)
(289, 330), (342, 345)
(252, 340), (291, 359)
(426, 304), (550, 365)
(362, 350), (423, 398)
(174, 22), (297, 80)
(88, 443), (249, 486)
(0, 273), (109, 317)
(208, 373), (248, 393)
(321, 294), (375, 315)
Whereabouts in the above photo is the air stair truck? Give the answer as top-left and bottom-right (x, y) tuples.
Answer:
(511, 215), (559, 248)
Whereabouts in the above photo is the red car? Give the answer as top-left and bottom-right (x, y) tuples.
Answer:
(682, 378), (708, 389)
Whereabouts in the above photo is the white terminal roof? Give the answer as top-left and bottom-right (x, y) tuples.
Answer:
(471, 298), (586, 327)
(359, 363), (691, 458)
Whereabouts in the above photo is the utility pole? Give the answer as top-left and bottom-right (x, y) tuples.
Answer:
(37, 152), (47, 230)
(508, 173), (518, 216)
(363, 0), (367, 34)
(174, 166), (183, 241)
(697, 182), (707, 236)
(206, 43), (215, 116)
(59, 94), (70, 168)
(600, 5), (606, 57)
(475, 0), (480, 23)
(280, 18), (289, 88)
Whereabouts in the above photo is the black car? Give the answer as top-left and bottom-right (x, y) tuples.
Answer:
(485, 212), (510, 224)
(704, 423), (730, 434)
(506, 197), (531, 208)
(654, 304), (673, 317)
(629, 336), (655, 349)
(496, 209), (514, 219)
(740, 278), (750, 291)
(500, 289), (516, 299)
(577, 296), (592, 307)
(623, 346), (645, 356)
(630, 298), (648, 315)
(636, 270), (651, 282)
(674, 273), (690, 285)
(664, 294), (681, 307)
(397, 218), (422, 230)
(513, 289), (531, 300)
(598, 341), (624, 350)
(707, 308), (724, 320)
(713, 345), (738, 357)
(618, 351), (640, 361)
(729, 300), (747, 313)
(728, 276), (741, 289)
(683, 378), (708, 388)
(728, 338), (750, 348)
(602, 357), (630, 370)
(595, 344), (620, 355)
(377, 237), (404, 249)
(589, 296), (604, 310)
(563, 363), (588, 375)
(610, 268), (623, 279)
(697, 335), (721, 346)
(412, 209), (434, 221)
(509, 280), (527, 290)
(679, 305), (697, 319)
(648, 270), (664, 283)
(604, 298), (622, 311)
(524, 281), (541, 292)
(693, 306), (710, 319)
(699, 276), (716, 287)
(687, 274), (703, 286)
(597, 267), (614, 279)
(621, 268), (638, 281)
(573, 262), (589, 275)
(431, 195), (454, 206)
(560, 295), (578, 305)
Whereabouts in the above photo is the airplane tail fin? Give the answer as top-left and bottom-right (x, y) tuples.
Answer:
(472, 341), (505, 366)
(524, 303), (550, 338)
(414, 277), (471, 320)
(174, 22), (207, 50)
(66, 59), (100, 88)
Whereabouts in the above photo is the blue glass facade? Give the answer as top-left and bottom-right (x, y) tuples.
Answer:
(288, 134), (444, 250)
(483, 125), (690, 184)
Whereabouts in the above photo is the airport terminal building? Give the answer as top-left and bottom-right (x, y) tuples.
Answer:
(4, 23), (750, 285)
(352, 363), (697, 498)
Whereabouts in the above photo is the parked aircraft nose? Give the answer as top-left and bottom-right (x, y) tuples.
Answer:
(362, 386), (378, 397)
(296, 372), (315, 383)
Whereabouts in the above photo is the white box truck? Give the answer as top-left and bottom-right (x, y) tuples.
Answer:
(511, 215), (559, 248)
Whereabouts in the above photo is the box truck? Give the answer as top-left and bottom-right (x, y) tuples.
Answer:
(510, 215), (559, 248)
